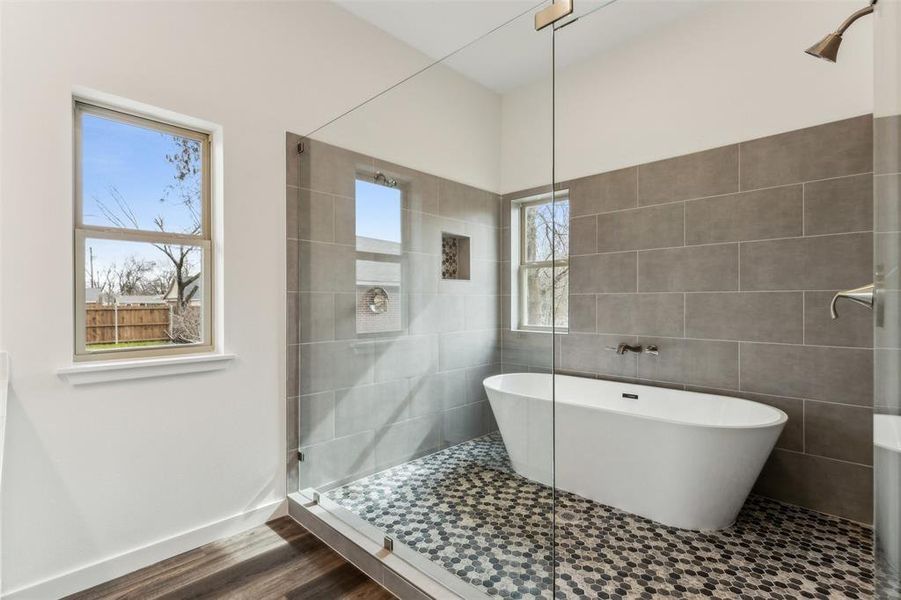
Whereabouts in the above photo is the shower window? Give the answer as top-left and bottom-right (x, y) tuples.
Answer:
(354, 177), (402, 334)
(516, 194), (569, 331)
(73, 101), (212, 360)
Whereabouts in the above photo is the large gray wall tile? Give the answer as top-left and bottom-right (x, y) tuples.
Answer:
(568, 294), (597, 333)
(408, 293), (464, 335)
(684, 292), (802, 343)
(638, 244), (738, 292)
(409, 370), (467, 414)
(684, 185), (802, 244)
(753, 449), (872, 523)
(804, 400), (873, 465)
(740, 115), (872, 189)
(638, 145), (739, 205)
(298, 292), (335, 342)
(500, 329), (554, 369)
(804, 174), (873, 235)
(596, 203), (684, 252)
(403, 252), (440, 293)
(567, 166), (637, 216)
(570, 252), (637, 294)
(295, 189), (336, 243)
(374, 414), (442, 470)
(559, 333), (638, 379)
(739, 233), (872, 291)
(637, 338), (739, 389)
(443, 402), (487, 447)
(438, 178), (499, 227)
(299, 431), (376, 490)
(464, 295), (500, 330)
(299, 391), (335, 447)
(875, 114), (901, 175)
(299, 241), (355, 292)
(300, 139), (373, 198)
(465, 364), (502, 404)
(299, 340), (374, 395)
(439, 330), (500, 371)
(875, 174), (901, 233)
(287, 292), (299, 345)
(335, 380), (412, 438)
(570, 215), (597, 255)
(596, 293), (684, 337)
(287, 239), (299, 292)
(740, 343), (872, 405)
(374, 336), (438, 381)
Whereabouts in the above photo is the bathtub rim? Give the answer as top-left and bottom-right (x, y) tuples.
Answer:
(483, 373), (788, 431)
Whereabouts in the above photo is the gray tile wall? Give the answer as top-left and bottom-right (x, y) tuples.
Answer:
(501, 115), (875, 523)
(287, 135), (501, 491)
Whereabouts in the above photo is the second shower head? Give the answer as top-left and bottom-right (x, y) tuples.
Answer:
(805, 0), (876, 62)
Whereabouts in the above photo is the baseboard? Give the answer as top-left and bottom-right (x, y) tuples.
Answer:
(2, 499), (285, 600)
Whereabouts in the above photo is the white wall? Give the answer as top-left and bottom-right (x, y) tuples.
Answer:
(0, 1), (499, 596)
(501, 0), (875, 193)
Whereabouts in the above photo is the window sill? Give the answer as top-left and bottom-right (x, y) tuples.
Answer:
(512, 327), (569, 334)
(58, 352), (236, 385)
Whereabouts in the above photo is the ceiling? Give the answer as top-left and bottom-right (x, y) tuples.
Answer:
(334, 0), (707, 93)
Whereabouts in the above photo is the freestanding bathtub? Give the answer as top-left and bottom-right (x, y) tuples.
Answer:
(483, 373), (787, 530)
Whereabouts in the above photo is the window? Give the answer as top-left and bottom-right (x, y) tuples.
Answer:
(516, 194), (569, 330)
(355, 176), (402, 334)
(74, 101), (212, 359)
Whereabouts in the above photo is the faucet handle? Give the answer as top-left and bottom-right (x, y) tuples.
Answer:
(644, 345), (659, 356)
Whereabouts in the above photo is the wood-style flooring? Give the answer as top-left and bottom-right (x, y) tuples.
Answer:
(66, 517), (395, 600)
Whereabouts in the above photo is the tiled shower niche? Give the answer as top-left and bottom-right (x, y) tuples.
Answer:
(441, 233), (470, 280)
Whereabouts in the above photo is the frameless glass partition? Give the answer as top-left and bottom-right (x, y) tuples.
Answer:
(551, 0), (879, 597)
(874, 1), (901, 597)
(287, 5), (558, 597)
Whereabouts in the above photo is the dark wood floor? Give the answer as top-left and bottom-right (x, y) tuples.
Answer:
(66, 517), (395, 600)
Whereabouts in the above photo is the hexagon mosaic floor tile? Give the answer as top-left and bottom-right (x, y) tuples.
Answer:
(327, 433), (874, 599)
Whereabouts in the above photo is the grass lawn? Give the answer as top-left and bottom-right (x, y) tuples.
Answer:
(86, 340), (171, 350)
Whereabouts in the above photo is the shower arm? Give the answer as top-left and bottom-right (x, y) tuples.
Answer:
(834, 0), (876, 36)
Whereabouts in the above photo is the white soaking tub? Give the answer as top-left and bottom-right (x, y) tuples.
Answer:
(483, 373), (786, 530)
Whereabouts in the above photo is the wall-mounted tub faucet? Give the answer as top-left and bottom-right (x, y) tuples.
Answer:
(830, 283), (875, 319)
(606, 344), (660, 355)
(616, 343), (642, 355)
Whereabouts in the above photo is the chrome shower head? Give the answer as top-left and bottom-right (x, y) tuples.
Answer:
(805, 1), (876, 62)
(805, 32), (844, 62)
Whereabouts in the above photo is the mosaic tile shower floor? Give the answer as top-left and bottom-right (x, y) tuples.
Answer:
(327, 434), (873, 599)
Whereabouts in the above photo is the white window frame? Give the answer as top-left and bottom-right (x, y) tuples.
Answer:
(512, 192), (569, 333)
(73, 101), (214, 361)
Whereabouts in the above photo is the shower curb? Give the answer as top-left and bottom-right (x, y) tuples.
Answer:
(287, 493), (469, 600)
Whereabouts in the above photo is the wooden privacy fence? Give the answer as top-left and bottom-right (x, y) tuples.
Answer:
(86, 305), (171, 345)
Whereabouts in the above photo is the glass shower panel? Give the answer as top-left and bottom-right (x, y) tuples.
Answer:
(874, 1), (901, 597)
(289, 6), (556, 597)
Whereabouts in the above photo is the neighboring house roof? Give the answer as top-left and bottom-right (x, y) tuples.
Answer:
(355, 237), (402, 287)
(85, 287), (102, 303)
(115, 294), (166, 305)
(164, 277), (202, 304)
(356, 236), (400, 255)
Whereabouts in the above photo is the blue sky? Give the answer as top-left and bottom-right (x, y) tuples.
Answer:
(355, 179), (401, 243)
(81, 113), (201, 283)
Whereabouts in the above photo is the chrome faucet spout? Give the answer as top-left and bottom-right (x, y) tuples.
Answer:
(616, 343), (643, 355)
